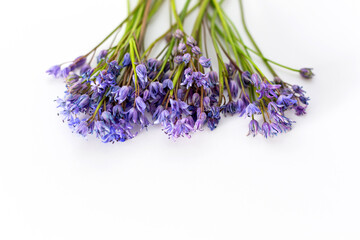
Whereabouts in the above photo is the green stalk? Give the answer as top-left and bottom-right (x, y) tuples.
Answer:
(239, 0), (277, 77)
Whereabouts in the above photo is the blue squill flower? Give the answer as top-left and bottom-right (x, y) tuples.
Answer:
(75, 120), (89, 137)
(181, 67), (194, 88)
(122, 53), (131, 67)
(135, 64), (148, 89)
(174, 55), (183, 64)
(294, 105), (306, 116)
(186, 36), (197, 47)
(292, 85), (306, 95)
(178, 43), (187, 53)
(191, 46), (201, 55)
(183, 53), (191, 64)
(113, 86), (130, 104)
(207, 107), (221, 131)
(299, 96), (310, 105)
(261, 122), (271, 138)
(256, 82), (281, 99)
(229, 80), (238, 98)
(199, 56), (211, 68)
(300, 68), (314, 79)
(244, 103), (261, 117)
(194, 112), (207, 131)
(174, 29), (184, 39)
(46, 65), (61, 77)
(276, 94), (297, 108)
(247, 119), (260, 137)
(251, 73), (261, 88)
(162, 79), (173, 90)
(135, 96), (146, 114)
(97, 50), (108, 63)
(101, 111), (116, 124)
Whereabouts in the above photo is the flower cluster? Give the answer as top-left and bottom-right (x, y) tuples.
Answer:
(47, 0), (313, 143)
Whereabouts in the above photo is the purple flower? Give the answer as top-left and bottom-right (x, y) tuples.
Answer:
(207, 107), (221, 130)
(199, 56), (211, 68)
(244, 103), (261, 117)
(229, 80), (238, 98)
(276, 94), (297, 108)
(186, 36), (197, 47)
(292, 85), (306, 95)
(149, 82), (162, 99)
(300, 68), (314, 79)
(174, 29), (184, 39)
(135, 96), (146, 114)
(101, 111), (116, 124)
(294, 105), (307, 116)
(97, 50), (108, 63)
(170, 99), (190, 117)
(247, 120), (260, 137)
(46, 65), (61, 77)
(191, 46), (201, 55)
(270, 122), (282, 136)
(251, 73), (261, 88)
(182, 68), (194, 88)
(75, 120), (89, 137)
(178, 43), (186, 53)
(113, 86), (130, 103)
(128, 107), (139, 124)
(241, 71), (252, 87)
(256, 82), (281, 99)
(135, 64), (148, 88)
(162, 79), (173, 90)
(299, 96), (310, 105)
(122, 53), (131, 67)
(261, 122), (271, 138)
(77, 94), (90, 108)
(174, 55), (183, 64)
(193, 72), (210, 88)
(60, 67), (70, 78)
(183, 53), (191, 64)
(72, 56), (87, 70)
(208, 71), (218, 86)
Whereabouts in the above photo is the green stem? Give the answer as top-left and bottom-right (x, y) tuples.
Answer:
(239, 0), (277, 77)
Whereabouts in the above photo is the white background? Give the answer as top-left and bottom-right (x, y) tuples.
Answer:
(1, 0), (360, 239)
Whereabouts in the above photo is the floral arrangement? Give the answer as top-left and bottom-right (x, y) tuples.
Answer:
(47, 0), (313, 143)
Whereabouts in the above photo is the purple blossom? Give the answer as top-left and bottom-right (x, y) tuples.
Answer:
(97, 50), (108, 63)
(247, 120), (260, 137)
(292, 85), (306, 95)
(186, 36), (197, 47)
(174, 29), (184, 39)
(182, 68), (194, 88)
(244, 103), (261, 117)
(294, 105), (307, 116)
(122, 53), (131, 67)
(135, 96), (146, 114)
(256, 82), (281, 99)
(178, 43), (186, 53)
(75, 120), (89, 137)
(300, 68), (314, 79)
(251, 73), (261, 88)
(135, 64), (148, 88)
(174, 55), (183, 64)
(163, 79), (173, 90)
(261, 122), (271, 138)
(183, 53), (191, 64)
(113, 86), (130, 104)
(276, 94), (297, 108)
(191, 46), (201, 55)
(199, 56), (211, 68)
(46, 65), (61, 77)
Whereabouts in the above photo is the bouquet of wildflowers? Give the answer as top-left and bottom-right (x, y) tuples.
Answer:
(47, 0), (313, 143)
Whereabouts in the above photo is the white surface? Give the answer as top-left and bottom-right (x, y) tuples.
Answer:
(1, 0), (360, 239)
